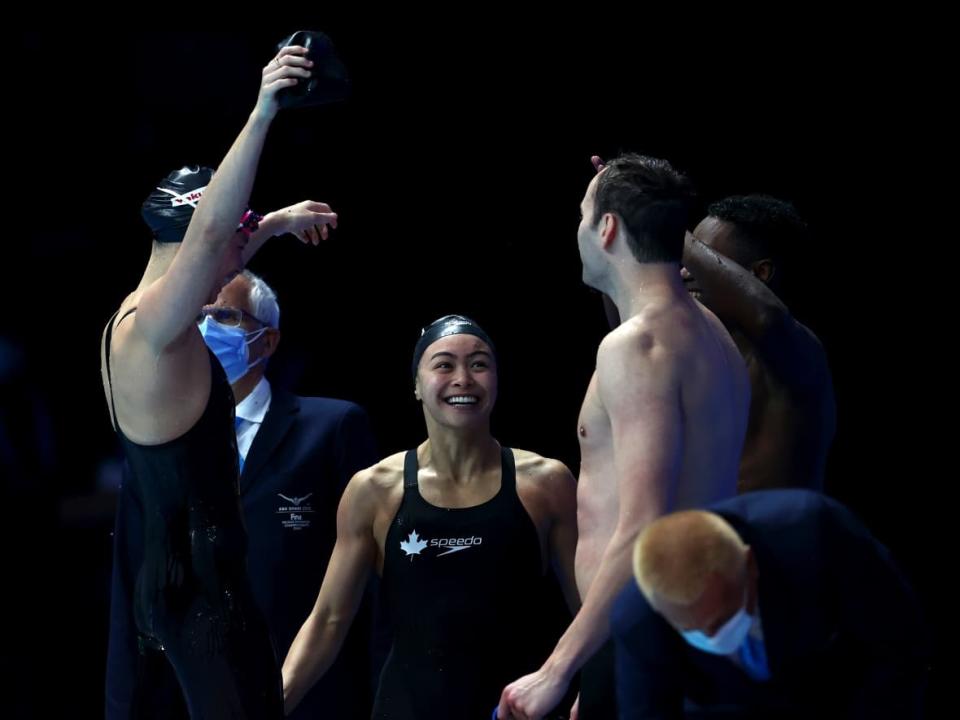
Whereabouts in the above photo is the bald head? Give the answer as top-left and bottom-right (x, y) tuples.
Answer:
(633, 511), (749, 607)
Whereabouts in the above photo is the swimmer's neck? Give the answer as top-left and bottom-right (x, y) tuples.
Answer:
(606, 264), (687, 320)
(418, 432), (500, 484)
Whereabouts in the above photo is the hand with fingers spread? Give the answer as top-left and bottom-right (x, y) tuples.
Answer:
(254, 44), (314, 122)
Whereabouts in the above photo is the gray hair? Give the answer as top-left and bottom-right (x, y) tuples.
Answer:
(242, 270), (280, 328)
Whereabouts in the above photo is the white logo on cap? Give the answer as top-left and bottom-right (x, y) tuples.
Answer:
(156, 184), (208, 208)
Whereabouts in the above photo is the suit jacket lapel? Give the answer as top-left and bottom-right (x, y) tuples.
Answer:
(240, 388), (299, 494)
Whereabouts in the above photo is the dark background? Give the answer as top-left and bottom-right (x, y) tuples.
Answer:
(3, 25), (942, 717)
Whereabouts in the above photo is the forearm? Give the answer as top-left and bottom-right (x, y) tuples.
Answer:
(546, 530), (635, 680)
(186, 112), (272, 253)
(146, 113), (274, 340)
(282, 606), (354, 714)
(683, 234), (788, 336)
(282, 521), (373, 714)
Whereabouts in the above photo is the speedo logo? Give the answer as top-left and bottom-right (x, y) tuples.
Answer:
(430, 536), (483, 556)
(400, 530), (483, 558)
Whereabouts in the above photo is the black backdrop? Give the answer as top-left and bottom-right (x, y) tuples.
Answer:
(4, 25), (942, 717)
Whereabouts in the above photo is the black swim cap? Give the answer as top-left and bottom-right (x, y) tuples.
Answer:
(412, 315), (496, 378)
(141, 165), (214, 244)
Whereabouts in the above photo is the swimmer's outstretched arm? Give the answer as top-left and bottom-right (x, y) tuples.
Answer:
(241, 200), (341, 265)
(135, 45), (311, 353)
(681, 230), (790, 340)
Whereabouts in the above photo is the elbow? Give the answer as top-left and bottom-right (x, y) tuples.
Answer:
(755, 303), (790, 335)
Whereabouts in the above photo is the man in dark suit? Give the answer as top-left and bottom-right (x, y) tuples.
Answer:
(106, 270), (379, 719)
(611, 490), (929, 719)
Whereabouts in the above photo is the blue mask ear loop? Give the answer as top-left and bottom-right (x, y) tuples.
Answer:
(243, 326), (270, 368)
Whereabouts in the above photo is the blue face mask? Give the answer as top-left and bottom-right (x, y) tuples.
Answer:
(681, 600), (754, 655)
(198, 316), (267, 384)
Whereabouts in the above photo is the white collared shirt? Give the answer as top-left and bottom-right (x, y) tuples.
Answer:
(235, 377), (272, 465)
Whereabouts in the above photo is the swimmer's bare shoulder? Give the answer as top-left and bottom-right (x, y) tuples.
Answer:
(344, 451), (406, 541)
(513, 448), (576, 498)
